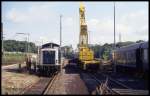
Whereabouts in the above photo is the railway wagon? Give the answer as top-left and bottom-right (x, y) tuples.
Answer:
(112, 42), (148, 77)
(37, 43), (60, 76)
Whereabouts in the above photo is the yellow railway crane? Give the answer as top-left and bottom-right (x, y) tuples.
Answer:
(78, 3), (100, 70)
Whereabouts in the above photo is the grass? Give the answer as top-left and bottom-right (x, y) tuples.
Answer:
(2, 52), (26, 65)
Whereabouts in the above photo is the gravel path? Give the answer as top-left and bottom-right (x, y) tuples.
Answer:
(2, 64), (40, 95)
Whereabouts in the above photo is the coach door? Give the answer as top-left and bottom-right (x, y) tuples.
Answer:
(136, 49), (142, 71)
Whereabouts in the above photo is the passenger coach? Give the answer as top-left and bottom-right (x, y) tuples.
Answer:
(112, 41), (148, 76)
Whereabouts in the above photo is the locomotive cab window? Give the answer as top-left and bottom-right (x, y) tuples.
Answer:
(43, 51), (55, 64)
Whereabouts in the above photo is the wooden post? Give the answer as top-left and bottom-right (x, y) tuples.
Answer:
(18, 63), (21, 72)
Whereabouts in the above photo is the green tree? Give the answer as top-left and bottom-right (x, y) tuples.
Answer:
(3, 40), (37, 53)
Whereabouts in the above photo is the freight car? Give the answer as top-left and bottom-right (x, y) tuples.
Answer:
(112, 42), (148, 77)
(37, 43), (60, 76)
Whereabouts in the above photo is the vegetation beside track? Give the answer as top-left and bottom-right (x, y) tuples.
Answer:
(2, 52), (26, 65)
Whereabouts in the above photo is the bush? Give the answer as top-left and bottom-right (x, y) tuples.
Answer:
(2, 53), (26, 65)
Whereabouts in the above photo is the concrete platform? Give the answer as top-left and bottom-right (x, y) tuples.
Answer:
(46, 63), (89, 95)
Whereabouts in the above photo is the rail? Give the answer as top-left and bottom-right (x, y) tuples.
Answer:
(88, 72), (133, 95)
(95, 72), (148, 95)
(43, 71), (60, 94)
(23, 71), (59, 95)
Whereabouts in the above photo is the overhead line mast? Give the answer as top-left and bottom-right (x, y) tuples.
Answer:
(114, 2), (116, 49)
(113, 2), (116, 73)
(60, 14), (62, 73)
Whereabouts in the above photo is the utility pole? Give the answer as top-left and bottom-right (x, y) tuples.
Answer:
(2, 22), (5, 64)
(25, 37), (28, 54)
(16, 33), (30, 56)
(114, 2), (116, 49)
(2, 23), (6, 64)
(113, 2), (116, 73)
(60, 14), (62, 74)
(60, 15), (62, 48)
(27, 33), (29, 54)
(119, 32), (121, 43)
(1, 23), (3, 55)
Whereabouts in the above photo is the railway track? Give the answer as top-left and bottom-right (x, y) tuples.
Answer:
(43, 72), (60, 94)
(23, 71), (59, 95)
(87, 72), (117, 95)
(88, 72), (148, 95)
(87, 72), (131, 94)
(90, 74), (132, 95)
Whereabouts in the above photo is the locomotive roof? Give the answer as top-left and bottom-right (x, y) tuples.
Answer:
(42, 42), (59, 49)
(115, 41), (148, 52)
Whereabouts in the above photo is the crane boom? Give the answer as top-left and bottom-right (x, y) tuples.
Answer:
(78, 3), (100, 70)
(79, 2), (88, 47)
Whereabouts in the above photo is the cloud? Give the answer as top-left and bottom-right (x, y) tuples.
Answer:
(5, 4), (61, 44)
(118, 9), (148, 41)
(6, 4), (57, 24)
(3, 2), (148, 49)
(86, 9), (148, 44)
(118, 10), (148, 32)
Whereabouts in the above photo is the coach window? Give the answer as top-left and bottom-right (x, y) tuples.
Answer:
(127, 51), (130, 64)
(144, 49), (148, 64)
(126, 51), (128, 64)
(121, 52), (123, 64)
(134, 50), (136, 64)
(130, 51), (133, 64)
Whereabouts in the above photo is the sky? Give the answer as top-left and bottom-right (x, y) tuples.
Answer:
(2, 1), (149, 49)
